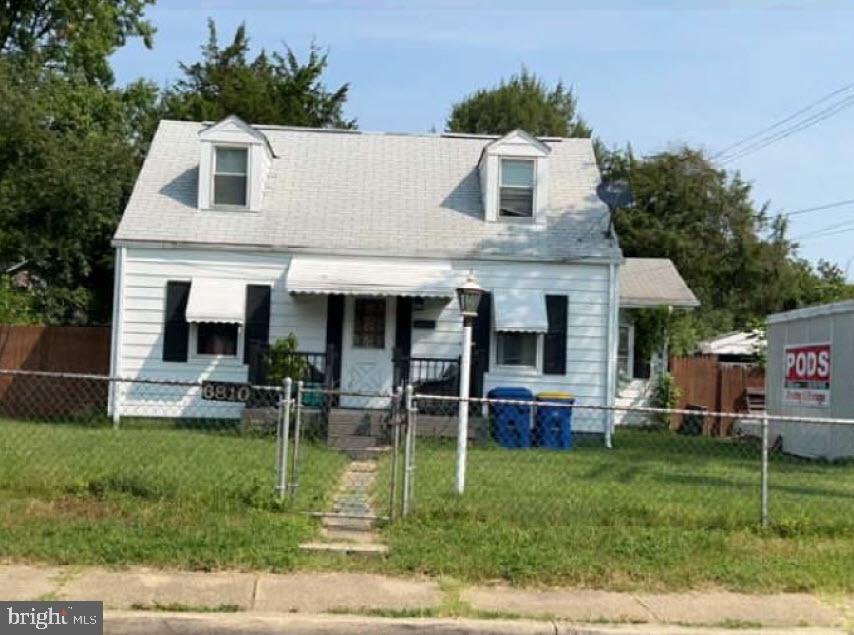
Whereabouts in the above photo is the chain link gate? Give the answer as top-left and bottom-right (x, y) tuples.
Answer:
(276, 379), (412, 523)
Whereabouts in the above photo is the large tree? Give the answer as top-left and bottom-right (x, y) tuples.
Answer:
(600, 145), (854, 348)
(162, 20), (354, 128)
(0, 60), (158, 323)
(0, 0), (155, 84)
(446, 69), (591, 138)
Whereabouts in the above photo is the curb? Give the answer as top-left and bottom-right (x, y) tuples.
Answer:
(103, 611), (848, 635)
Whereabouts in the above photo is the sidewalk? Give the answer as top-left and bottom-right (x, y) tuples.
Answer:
(1, 565), (850, 633)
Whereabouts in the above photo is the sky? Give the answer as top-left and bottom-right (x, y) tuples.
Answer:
(111, 1), (854, 277)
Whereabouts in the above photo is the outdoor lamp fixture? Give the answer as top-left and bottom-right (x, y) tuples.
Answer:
(455, 272), (484, 495)
(456, 273), (485, 326)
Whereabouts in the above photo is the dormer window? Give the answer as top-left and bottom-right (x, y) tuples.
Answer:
(213, 146), (249, 208)
(499, 159), (535, 218)
(479, 130), (549, 222)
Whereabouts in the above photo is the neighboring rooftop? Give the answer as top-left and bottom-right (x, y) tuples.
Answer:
(697, 330), (764, 356)
(113, 120), (618, 261)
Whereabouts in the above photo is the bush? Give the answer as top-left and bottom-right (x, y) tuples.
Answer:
(651, 371), (681, 429)
(267, 333), (309, 386)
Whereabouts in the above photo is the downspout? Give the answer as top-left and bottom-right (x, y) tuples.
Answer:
(108, 246), (126, 425)
(605, 261), (619, 448)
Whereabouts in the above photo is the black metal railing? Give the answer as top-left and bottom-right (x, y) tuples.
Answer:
(393, 353), (461, 397)
(247, 341), (333, 388)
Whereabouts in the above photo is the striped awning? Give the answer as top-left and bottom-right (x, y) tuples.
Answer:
(185, 278), (245, 323)
(286, 256), (460, 298)
(493, 289), (548, 333)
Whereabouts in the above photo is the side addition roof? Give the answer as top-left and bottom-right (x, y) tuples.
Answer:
(619, 258), (699, 308)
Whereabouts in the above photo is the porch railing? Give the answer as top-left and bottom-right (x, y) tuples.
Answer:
(247, 342), (334, 388)
(393, 353), (460, 397)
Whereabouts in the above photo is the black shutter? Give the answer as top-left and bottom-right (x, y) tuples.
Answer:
(470, 291), (492, 399)
(325, 295), (345, 388)
(543, 295), (568, 375)
(394, 297), (413, 385)
(163, 281), (190, 362)
(243, 285), (271, 363)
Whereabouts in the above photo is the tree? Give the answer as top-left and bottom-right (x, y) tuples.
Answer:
(0, 0), (155, 84)
(162, 20), (354, 128)
(600, 145), (854, 350)
(0, 59), (158, 323)
(446, 69), (591, 138)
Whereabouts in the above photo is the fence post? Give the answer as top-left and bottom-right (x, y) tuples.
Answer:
(290, 380), (304, 495)
(760, 412), (769, 528)
(389, 386), (403, 521)
(402, 384), (414, 518)
(276, 377), (292, 500)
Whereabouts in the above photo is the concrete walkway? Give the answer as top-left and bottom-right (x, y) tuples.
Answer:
(1, 565), (850, 633)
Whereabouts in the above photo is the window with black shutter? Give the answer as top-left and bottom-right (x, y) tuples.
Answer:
(163, 281), (190, 362)
(543, 295), (568, 375)
(243, 285), (271, 363)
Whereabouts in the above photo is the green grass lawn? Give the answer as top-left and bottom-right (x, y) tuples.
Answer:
(0, 418), (348, 569)
(375, 430), (854, 592)
(2, 418), (852, 593)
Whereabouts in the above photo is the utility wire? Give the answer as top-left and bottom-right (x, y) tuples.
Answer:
(719, 92), (854, 164)
(775, 198), (854, 218)
(794, 225), (854, 241)
(793, 218), (854, 240)
(712, 82), (854, 160)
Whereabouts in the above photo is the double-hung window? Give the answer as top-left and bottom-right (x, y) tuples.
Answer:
(499, 159), (535, 218)
(496, 332), (538, 368)
(213, 146), (249, 208)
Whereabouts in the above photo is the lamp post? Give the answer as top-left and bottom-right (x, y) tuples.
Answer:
(455, 272), (485, 495)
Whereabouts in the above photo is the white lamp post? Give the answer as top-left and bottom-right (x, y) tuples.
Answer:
(455, 272), (485, 495)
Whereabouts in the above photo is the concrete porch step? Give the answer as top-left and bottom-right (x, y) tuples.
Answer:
(343, 447), (387, 461)
(321, 528), (378, 543)
(322, 516), (375, 531)
(328, 434), (381, 450)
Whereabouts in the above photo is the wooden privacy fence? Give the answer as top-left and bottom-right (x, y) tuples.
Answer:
(0, 325), (111, 417)
(670, 355), (765, 436)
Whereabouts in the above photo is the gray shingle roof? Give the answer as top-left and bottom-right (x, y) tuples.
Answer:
(620, 258), (700, 308)
(114, 120), (619, 261)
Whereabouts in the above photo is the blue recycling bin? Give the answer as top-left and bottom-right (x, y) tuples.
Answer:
(535, 392), (575, 450)
(488, 387), (534, 448)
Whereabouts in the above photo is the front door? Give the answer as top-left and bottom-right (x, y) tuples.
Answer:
(341, 296), (395, 408)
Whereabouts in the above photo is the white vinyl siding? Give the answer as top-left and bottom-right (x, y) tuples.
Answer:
(114, 248), (612, 431)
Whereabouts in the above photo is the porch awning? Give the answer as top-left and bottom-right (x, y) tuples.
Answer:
(620, 258), (700, 308)
(286, 256), (459, 298)
(185, 278), (245, 323)
(493, 289), (548, 333)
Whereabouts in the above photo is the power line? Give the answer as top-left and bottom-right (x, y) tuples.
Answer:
(794, 225), (854, 241)
(712, 82), (854, 160)
(793, 218), (854, 240)
(776, 198), (854, 218)
(719, 92), (854, 164)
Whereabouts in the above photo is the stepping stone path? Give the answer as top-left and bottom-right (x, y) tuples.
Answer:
(299, 458), (388, 555)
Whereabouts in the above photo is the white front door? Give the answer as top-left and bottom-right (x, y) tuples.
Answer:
(341, 296), (395, 408)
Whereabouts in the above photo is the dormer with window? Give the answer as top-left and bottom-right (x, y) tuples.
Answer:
(478, 130), (550, 223)
(197, 115), (274, 212)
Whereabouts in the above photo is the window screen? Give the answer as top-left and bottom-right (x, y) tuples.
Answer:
(353, 298), (386, 349)
(197, 323), (238, 356)
(497, 332), (538, 367)
(214, 147), (248, 207)
(499, 159), (534, 217)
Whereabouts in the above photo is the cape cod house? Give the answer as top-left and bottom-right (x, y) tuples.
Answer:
(108, 116), (697, 432)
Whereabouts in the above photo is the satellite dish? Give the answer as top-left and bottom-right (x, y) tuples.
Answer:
(597, 180), (633, 208)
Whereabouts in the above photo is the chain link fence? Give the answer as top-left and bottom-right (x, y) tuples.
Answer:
(2, 368), (852, 542)
(403, 392), (854, 537)
(0, 369), (347, 520)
